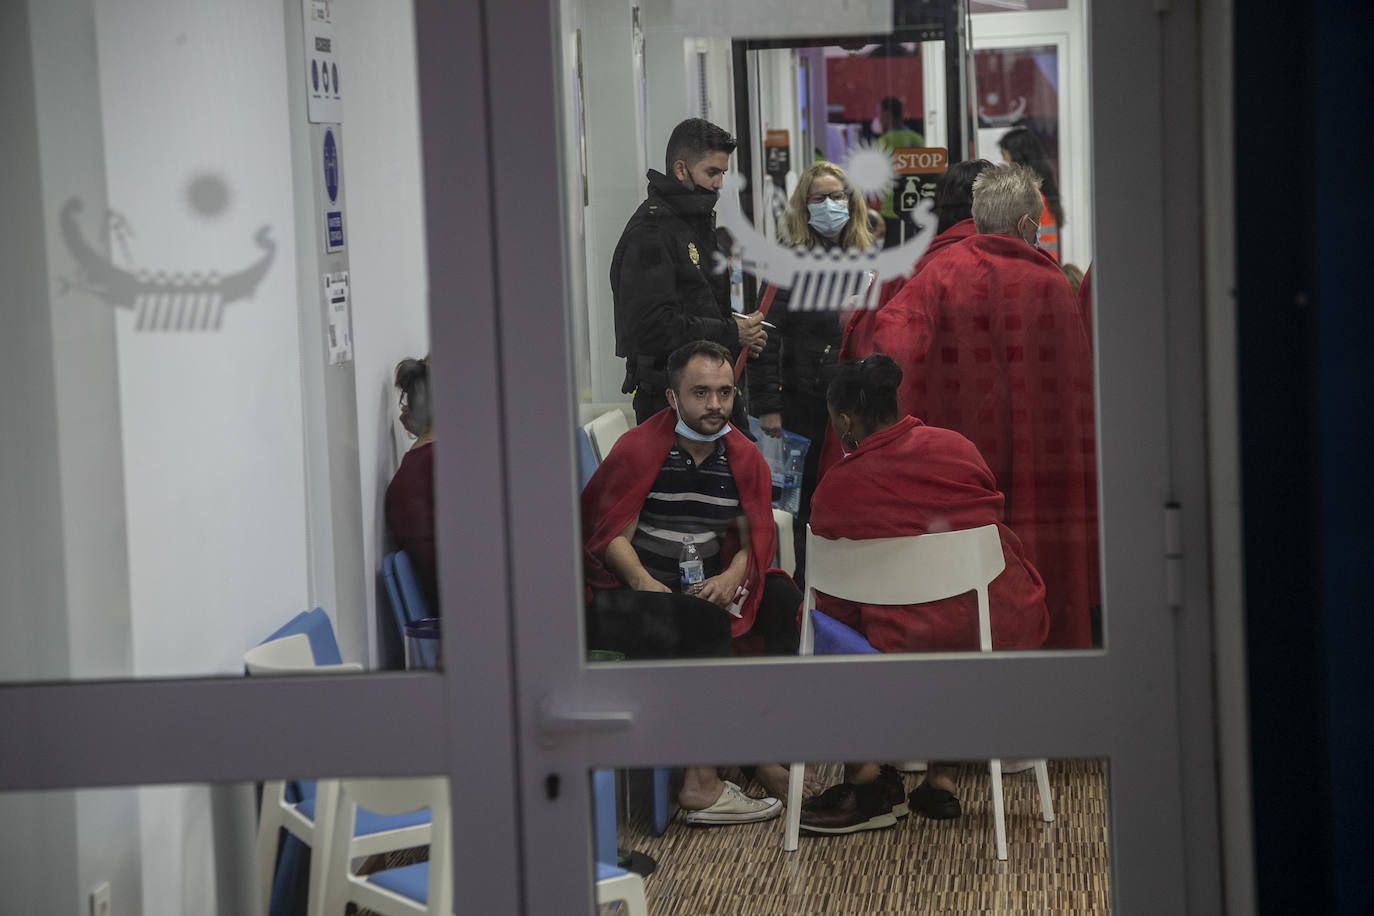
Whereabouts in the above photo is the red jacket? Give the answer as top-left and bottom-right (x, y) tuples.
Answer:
(581, 409), (777, 638)
(871, 233), (1099, 649)
(810, 416), (1049, 651)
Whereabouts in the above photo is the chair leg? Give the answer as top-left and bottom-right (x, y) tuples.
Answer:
(783, 762), (806, 851)
(1034, 759), (1055, 821)
(989, 758), (1007, 860)
(652, 767), (671, 836)
(597, 870), (649, 916)
(304, 781), (339, 916)
(257, 784), (287, 916)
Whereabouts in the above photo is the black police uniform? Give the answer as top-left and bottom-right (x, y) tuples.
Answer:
(610, 170), (748, 425)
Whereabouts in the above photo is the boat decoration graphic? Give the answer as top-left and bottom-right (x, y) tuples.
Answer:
(59, 198), (275, 331)
(712, 171), (937, 313)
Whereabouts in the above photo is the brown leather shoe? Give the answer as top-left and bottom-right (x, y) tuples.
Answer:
(799, 782), (896, 835)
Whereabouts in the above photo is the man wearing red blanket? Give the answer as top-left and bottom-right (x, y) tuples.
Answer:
(870, 164), (1099, 649)
(582, 340), (801, 824)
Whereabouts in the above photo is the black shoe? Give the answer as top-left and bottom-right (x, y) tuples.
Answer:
(799, 782), (897, 835)
(908, 780), (962, 820)
(877, 765), (910, 818)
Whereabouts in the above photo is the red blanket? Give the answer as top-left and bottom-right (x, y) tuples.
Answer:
(581, 408), (777, 637)
(870, 233), (1098, 648)
(818, 220), (982, 479)
(839, 219), (978, 366)
(810, 417), (1049, 651)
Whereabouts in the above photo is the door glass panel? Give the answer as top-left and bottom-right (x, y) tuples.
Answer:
(0, 775), (450, 913)
(586, 759), (1110, 914)
(571, 0), (1100, 667)
(3, 1), (435, 682)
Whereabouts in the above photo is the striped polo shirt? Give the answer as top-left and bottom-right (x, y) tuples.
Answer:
(631, 441), (741, 590)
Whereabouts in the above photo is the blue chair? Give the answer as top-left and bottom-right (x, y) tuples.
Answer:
(381, 551), (432, 669)
(576, 426), (598, 490)
(809, 607), (880, 656)
(247, 611), (430, 916)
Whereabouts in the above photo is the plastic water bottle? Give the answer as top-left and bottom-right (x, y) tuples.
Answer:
(783, 447), (804, 489)
(678, 536), (705, 595)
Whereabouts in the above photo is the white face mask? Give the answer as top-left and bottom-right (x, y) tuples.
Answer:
(808, 198), (850, 238)
(674, 418), (731, 442)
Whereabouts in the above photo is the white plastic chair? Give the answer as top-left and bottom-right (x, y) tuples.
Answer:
(584, 409), (630, 462)
(783, 524), (1055, 858)
(245, 636), (427, 916)
(323, 778), (451, 916)
(772, 508), (796, 575)
(243, 633), (363, 676)
(596, 862), (648, 915)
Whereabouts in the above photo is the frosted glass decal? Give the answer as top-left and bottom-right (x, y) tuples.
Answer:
(58, 195), (275, 332)
(714, 146), (936, 312)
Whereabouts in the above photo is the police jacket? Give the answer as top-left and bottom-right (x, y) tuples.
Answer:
(610, 170), (739, 391)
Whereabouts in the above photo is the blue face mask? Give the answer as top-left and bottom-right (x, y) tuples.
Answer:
(808, 198), (850, 238)
(675, 418), (732, 442)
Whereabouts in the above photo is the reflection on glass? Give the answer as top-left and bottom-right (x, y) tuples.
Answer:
(575, 3), (1100, 664)
(0, 776), (448, 914)
(588, 760), (1110, 914)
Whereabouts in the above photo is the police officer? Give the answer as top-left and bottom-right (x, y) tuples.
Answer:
(610, 118), (767, 424)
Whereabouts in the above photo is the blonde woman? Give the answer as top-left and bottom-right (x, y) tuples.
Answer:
(748, 162), (873, 583)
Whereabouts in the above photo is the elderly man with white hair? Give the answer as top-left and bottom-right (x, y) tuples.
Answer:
(864, 164), (1100, 650)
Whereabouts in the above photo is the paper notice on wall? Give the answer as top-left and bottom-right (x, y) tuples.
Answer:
(665, 0), (890, 38)
(303, 0), (343, 123)
(324, 271), (352, 365)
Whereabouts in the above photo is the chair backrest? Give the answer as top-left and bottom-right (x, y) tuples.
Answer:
(243, 633), (363, 675)
(328, 778), (452, 915)
(585, 409), (630, 462)
(805, 524), (1006, 652)
(575, 426), (598, 490)
(391, 550), (431, 622)
(260, 607), (345, 665)
(381, 552), (409, 636)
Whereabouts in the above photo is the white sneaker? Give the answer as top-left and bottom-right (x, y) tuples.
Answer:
(999, 759), (1037, 774)
(682, 781), (783, 825)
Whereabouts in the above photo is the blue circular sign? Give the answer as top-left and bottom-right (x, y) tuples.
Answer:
(323, 129), (339, 203)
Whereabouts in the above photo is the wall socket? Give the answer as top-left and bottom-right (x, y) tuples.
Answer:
(90, 882), (111, 916)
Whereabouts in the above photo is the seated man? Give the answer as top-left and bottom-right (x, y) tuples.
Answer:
(581, 339), (802, 823)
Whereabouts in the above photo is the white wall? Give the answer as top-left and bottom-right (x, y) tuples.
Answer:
(92, 0), (308, 910)
(337, 0), (430, 657)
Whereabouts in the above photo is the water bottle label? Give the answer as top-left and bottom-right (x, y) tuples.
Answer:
(679, 560), (704, 586)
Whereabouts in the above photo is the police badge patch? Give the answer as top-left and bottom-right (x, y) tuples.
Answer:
(688, 242), (700, 266)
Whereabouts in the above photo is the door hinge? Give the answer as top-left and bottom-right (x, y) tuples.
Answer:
(1164, 502), (1183, 609)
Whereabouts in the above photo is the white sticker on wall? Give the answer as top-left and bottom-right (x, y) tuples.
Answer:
(665, 0), (891, 38)
(325, 270), (353, 364)
(303, 0), (343, 123)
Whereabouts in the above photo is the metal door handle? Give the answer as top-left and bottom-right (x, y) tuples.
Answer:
(536, 695), (633, 746)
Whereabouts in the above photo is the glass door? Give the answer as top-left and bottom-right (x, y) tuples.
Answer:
(468, 0), (1217, 911)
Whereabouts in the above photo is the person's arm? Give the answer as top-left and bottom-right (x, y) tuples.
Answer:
(603, 515), (672, 593)
(619, 226), (741, 357)
(748, 290), (785, 435)
(696, 515), (752, 608)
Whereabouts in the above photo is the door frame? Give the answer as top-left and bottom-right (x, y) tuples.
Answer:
(477, 0), (1220, 913)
